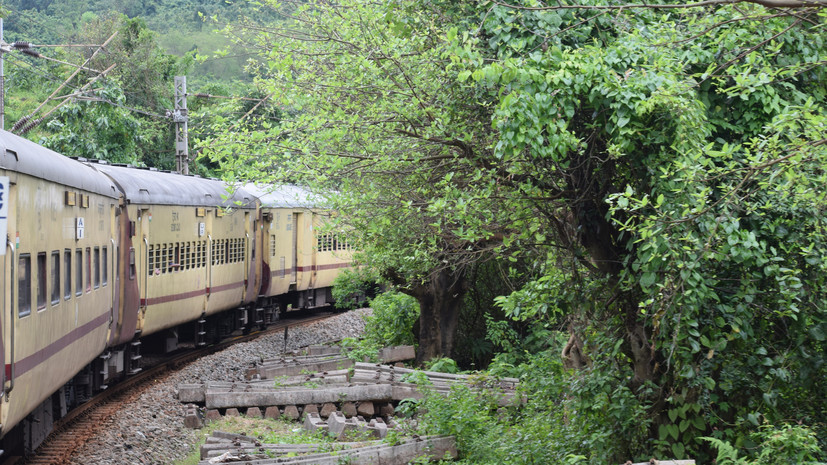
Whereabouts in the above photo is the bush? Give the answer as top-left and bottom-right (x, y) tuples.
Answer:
(340, 289), (419, 363)
(704, 423), (825, 465)
(331, 268), (380, 310)
(363, 290), (419, 347)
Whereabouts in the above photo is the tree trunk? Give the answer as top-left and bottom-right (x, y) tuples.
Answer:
(410, 267), (469, 364)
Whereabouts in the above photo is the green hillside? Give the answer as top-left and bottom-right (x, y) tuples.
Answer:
(0, 0), (277, 172)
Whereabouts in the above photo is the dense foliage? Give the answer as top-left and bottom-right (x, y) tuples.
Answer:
(202, 0), (827, 462)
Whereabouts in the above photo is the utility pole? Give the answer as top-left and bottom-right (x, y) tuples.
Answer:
(172, 76), (189, 175)
(1, 18), (5, 130)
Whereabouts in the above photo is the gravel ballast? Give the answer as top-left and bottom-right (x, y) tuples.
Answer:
(66, 309), (371, 465)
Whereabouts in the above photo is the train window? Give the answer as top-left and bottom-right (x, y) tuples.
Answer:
(174, 244), (180, 272)
(155, 246), (161, 275)
(225, 239), (230, 264)
(129, 247), (136, 280)
(64, 249), (72, 300)
(102, 246), (108, 286)
(184, 242), (191, 270)
(37, 252), (47, 310)
(270, 235), (276, 256)
(286, 214), (292, 231)
(75, 249), (83, 296)
(148, 244), (155, 276)
(86, 247), (92, 293)
(181, 243), (187, 270)
(93, 247), (100, 289)
(18, 254), (32, 317)
(280, 256), (286, 279)
(168, 244), (175, 272)
(51, 251), (60, 305)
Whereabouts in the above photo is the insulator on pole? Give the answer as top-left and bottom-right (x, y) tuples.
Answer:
(11, 115), (29, 132)
(18, 117), (42, 135)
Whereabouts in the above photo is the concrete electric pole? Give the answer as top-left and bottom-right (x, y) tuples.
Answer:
(172, 75), (189, 175)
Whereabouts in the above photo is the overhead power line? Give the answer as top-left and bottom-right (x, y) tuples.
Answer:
(11, 31), (119, 134)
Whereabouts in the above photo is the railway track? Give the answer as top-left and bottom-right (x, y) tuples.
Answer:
(13, 311), (337, 465)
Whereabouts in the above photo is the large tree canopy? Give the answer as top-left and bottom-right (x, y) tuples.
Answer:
(205, 0), (826, 461)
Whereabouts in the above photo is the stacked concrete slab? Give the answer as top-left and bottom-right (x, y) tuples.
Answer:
(197, 430), (457, 464)
(177, 362), (519, 421)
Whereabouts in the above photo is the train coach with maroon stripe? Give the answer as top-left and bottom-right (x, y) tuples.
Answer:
(0, 131), (121, 452)
(0, 128), (353, 457)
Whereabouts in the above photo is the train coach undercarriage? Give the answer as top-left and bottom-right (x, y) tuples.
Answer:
(4, 286), (336, 456)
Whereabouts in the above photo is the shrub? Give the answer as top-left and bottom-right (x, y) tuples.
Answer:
(331, 268), (380, 310)
(363, 290), (419, 347)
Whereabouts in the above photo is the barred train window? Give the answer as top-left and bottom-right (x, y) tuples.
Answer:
(37, 252), (47, 310)
(64, 249), (72, 300)
(174, 243), (180, 272)
(51, 251), (60, 305)
(270, 235), (276, 256)
(94, 246), (100, 289)
(85, 247), (92, 292)
(18, 254), (31, 317)
(102, 246), (108, 286)
(148, 244), (154, 276)
(75, 249), (83, 296)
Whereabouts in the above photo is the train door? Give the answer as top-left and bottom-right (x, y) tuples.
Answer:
(308, 212), (317, 290)
(291, 211), (298, 284)
(137, 207), (151, 325)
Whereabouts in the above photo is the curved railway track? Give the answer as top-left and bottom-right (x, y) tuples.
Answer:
(15, 311), (336, 465)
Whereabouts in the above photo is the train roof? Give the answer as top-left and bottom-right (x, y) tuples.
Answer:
(0, 130), (119, 198)
(88, 162), (257, 208)
(241, 183), (322, 209)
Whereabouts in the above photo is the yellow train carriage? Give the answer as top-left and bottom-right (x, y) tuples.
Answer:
(245, 184), (352, 313)
(90, 165), (257, 338)
(0, 131), (120, 447)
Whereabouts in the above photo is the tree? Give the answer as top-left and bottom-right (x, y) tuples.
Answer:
(23, 14), (194, 167)
(202, 0), (517, 362)
(455, 0), (826, 460)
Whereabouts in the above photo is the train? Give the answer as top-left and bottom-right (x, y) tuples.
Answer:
(0, 129), (353, 454)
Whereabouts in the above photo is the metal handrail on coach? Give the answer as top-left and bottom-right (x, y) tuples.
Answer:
(110, 238), (117, 323)
(142, 237), (149, 311)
